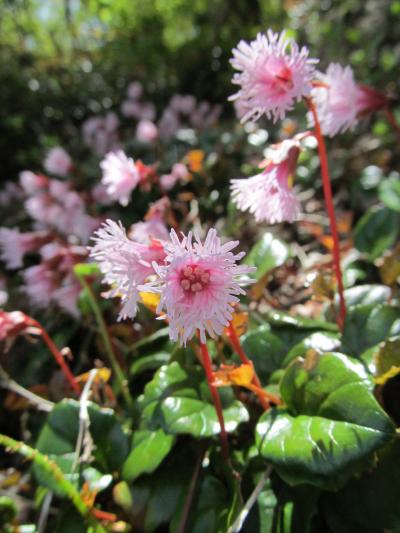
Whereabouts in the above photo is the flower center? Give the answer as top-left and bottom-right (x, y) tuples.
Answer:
(180, 265), (210, 293)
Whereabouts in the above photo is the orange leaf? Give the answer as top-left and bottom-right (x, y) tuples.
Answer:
(213, 363), (254, 388)
(186, 149), (205, 173)
(224, 312), (248, 338)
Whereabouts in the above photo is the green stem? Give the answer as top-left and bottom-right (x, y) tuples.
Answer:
(0, 434), (106, 531)
(76, 274), (134, 413)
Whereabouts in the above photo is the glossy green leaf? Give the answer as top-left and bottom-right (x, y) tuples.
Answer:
(365, 304), (400, 347)
(241, 325), (287, 381)
(354, 206), (399, 260)
(256, 410), (392, 490)
(122, 429), (175, 481)
(139, 362), (249, 437)
(256, 352), (395, 488)
(264, 310), (338, 332)
(379, 175), (400, 212)
(244, 233), (290, 280)
(341, 284), (391, 307)
(282, 331), (341, 367)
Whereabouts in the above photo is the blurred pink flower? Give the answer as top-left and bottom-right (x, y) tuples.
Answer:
(44, 147), (73, 176)
(0, 228), (49, 269)
(82, 113), (120, 156)
(171, 163), (189, 181)
(19, 171), (48, 194)
(230, 30), (318, 123)
(23, 264), (56, 307)
(160, 173), (178, 191)
(127, 81), (143, 100)
(230, 135), (305, 223)
(100, 150), (140, 206)
(129, 218), (170, 244)
(309, 63), (387, 136)
(136, 119), (159, 143)
(90, 220), (166, 320)
(145, 228), (255, 345)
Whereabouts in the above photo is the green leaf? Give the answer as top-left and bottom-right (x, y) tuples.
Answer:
(256, 352), (395, 489)
(122, 429), (175, 481)
(138, 362), (249, 437)
(34, 399), (129, 491)
(341, 284), (391, 307)
(282, 331), (341, 367)
(323, 440), (400, 531)
(365, 305), (400, 348)
(73, 262), (100, 277)
(130, 351), (171, 376)
(241, 325), (287, 381)
(256, 410), (392, 490)
(264, 310), (338, 332)
(354, 206), (399, 260)
(244, 233), (290, 280)
(379, 175), (400, 212)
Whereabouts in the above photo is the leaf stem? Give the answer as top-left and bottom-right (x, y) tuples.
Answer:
(199, 339), (230, 464)
(28, 318), (81, 395)
(76, 274), (134, 412)
(226, 322), (271, 410)
(306, 97), (346, 330)
(384, 105), (400, 139)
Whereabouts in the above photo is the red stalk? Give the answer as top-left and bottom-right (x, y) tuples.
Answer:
(199, 339), (230, 464)
(384, 105), (400, 139)
(28, 318), (81, 395)
(226, 322), (270, 410)
(306, 97), (346, 330)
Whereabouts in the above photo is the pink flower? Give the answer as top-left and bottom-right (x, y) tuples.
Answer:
(130, 219), (170, 244)
(90, 220), (166, 320)
(100, 151), (140, 206)
(309, 63), (387, 137)
(127, 82), (143, 100)
(171, 163), (189, 181)
(19, 171), (48, 194)
(43, 147), (73, 176)
(145, 229), (255, 346)
(23, 264), (56, 307)
(136, 120), (159, 143)
(0, 228), (49, 269)
(230, 30), (318, 123)
(230, 135), (306, 223)
(160, 174), (178, 191)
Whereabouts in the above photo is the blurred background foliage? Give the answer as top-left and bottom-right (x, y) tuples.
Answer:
(0, 0), (399, 177)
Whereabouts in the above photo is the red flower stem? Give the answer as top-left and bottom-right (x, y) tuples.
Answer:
(384, 105), (400, 139)
(199, 339), (230, 464)
(306, 97), (346, 330)
(29, 319), (81, 395)
(226, 322), (270, 410)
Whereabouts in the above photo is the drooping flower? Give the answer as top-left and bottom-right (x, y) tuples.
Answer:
(44, 147), (73, 176)
(230, 30), (318, 123)
(230, 134), (307, 223)
(100, 150), (141, 206)
(0, 228), (49, 269)
(0, 311), (34, 342)
(309, 63), (388, 137)
(145, 229), (255, 346)
(89, 220), (166, 320)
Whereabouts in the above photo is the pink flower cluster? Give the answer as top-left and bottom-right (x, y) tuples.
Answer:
(43, 147), (73, 176)
(90, 223), (254, 346)
(23, 174), (101, 244)
(82, 112), (121, 156)
(0, 154), (104, 316)
(158, 94), (221, 141)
